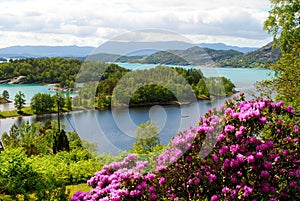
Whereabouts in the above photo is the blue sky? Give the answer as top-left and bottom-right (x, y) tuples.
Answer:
(0, 0), (272, 48)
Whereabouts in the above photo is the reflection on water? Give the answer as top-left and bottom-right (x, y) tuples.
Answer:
(0, 98), (229, 154)
(0, 66), (273, 154)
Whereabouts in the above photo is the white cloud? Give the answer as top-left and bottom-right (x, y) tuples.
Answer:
(0, 0), (272, 48)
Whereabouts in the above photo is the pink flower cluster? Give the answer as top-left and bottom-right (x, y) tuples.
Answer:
(72, 96), (299, 200)
(71, 154), (157, 201)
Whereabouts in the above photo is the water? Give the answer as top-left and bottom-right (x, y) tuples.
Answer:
(0, 84), (57, 110)
(0, 99), (225, 154)
(0, 64), (273, 154)
(116, 63), (273, 90)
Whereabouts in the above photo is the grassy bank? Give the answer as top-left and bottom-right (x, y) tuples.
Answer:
(0, 106), (72, 119)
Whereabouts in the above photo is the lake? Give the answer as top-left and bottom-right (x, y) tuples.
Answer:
(0, 64), (273, 154)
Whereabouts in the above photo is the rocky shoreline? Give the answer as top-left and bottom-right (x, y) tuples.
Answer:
(46, 84), (74, 92)
(0, 76), (27, 84)
(0, 99), (11, 104)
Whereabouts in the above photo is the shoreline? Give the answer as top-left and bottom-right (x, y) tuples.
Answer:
(0, 92), (237, 119)
(45, 83), (74, 92)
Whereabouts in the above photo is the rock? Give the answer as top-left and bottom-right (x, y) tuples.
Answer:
(8, 76), (27, 84)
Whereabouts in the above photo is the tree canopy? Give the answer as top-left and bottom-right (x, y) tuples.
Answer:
(131, 120), (161, 154)
(262, 0), (300, 114)
(264, 0), (300, 53)
(14, 91), (26, 112)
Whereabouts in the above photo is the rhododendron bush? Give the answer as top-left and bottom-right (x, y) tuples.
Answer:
(72, 95), (299, 200)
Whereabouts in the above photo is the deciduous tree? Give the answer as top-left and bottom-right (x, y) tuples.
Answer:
(131, 120), (161, 154)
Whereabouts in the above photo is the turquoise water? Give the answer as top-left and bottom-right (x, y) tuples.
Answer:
(116, 63), (274, 89)
(0, 64), (274, 154)
(0, 64), (274, 104)
(0, 84), (57, 110)
(0, 84), (56, 101)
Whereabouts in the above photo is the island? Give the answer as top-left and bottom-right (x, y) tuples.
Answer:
(0, 58), (236, 117)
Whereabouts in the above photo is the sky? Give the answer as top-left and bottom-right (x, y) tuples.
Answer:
(0, 0), (273, 48)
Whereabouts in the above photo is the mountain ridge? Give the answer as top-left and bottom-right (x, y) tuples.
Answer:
(0, 42), (258, 58)
(0, 42), (279, 68)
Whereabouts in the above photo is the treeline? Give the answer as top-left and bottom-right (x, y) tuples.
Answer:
(0, 58), (82, 87)
(0, 58), (235, 109)
(74, 65), (235, 108)
(31, 92), (72, 114)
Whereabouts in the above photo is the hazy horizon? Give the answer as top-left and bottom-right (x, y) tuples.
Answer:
(0, 0), (272, 48)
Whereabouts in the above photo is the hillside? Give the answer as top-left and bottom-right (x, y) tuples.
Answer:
(199, 43), (257, 53)
(218, 42), (281, 67)
(0, 42), (280, 67)
(142, 43), (280, 67)
(137, 46), (243, 66)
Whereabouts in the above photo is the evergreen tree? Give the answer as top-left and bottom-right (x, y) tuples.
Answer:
(53, 129), (70, 154)
(2, 90), (9, 100)
(65, 93), (72, 111)
(14, 91), (26, 113)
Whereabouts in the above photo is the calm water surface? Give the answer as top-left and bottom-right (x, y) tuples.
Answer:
(0, 64), (273, 154)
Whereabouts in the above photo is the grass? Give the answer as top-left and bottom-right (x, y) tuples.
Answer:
(0, 106), (73, 119)
(0, 106), (35, 118)
(0, 183), (91, 200)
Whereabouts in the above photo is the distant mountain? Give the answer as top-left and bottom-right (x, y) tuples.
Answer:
(137, 46), (243, 66)
(91, 41), (196, 56)
(243, 42), (281, 64)
(218, 42), (281, 67)
(199, 43), (258, 53)
(0, 42), (279, 68)
(0, 57), (7, 62)
(0, 45), (94, 58)
(90, 46), (243, 66)
(0, 42), (259, 58)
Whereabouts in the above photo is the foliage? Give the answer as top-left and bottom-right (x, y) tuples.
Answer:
(66, 92), (73, 110)
(30, 92), (73, 115)
(1, 120), (85, 156)
(141, 51), (189, 65)
(72, 95), (299, 200)
(263, 0), (300, 53)
(130, 120), (161, 154)
(53, 129), (70, 154)
(0, 58), (81, 88)
(30, 93), (54, 114)
(0, 148), (69, 201)
(0, 148), (39, 200)
(259, 0), (300, 117)
(2, 121), (51, 155)
(270, 42), (300, 112)
(112, 66), (235, 106)
(29, 148), (103, 186)
(53, 91), (66, 109)
(74, 65), (235, 109)
(2, 90), (9, 100)
(13, 91), (25, 112)
(0, 121), (106, 199)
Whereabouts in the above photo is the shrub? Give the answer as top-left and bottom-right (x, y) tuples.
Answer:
(0, 148), (69, 201)
(72, 95), (299, 200)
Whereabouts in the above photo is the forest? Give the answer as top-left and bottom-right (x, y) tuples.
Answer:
(73, 65), (235, 109)
(0, 58), (82, 88)
(1, 0), (299, 200)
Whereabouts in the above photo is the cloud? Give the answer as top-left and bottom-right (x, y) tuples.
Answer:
(0, 0), (272, 48)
